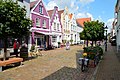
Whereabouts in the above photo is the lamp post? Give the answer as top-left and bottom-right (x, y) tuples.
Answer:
(104, 26), (108, 51)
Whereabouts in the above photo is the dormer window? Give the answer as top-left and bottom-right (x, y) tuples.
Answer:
(39, 3), (43, 14)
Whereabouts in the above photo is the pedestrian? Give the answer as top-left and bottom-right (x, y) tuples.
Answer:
(13, 39), (20, 57)
(66, 41), (70, 50)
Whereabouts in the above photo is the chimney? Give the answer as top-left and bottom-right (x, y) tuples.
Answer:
(54, 6), (58, 10)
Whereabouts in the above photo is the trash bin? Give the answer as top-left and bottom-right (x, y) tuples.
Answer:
(20, 47), (28, 61)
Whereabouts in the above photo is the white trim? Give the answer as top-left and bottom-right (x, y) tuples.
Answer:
(31, 0), (50, 19)
(42, 0), (50, 17)
(31, 12), (50, 18)
(51, 32), (62, 36)
(35, 31), (51, 35)
(30, 27), (50, 32)
(31, 0), (41, 13)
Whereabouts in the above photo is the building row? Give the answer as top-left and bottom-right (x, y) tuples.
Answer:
(0, 0), (91, 51)
(112, 0), (120, 52)
(28, 0), (91, 51)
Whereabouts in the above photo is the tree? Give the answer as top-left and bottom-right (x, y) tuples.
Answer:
(0, 0), (31, 60)
(80, 20), (104, 46)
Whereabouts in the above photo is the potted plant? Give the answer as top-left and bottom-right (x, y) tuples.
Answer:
(83, 46), (103, 67)
(70, 39), (73, 45)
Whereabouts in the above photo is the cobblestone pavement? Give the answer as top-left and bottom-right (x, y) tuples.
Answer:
(93, 44), (120, 80)
(0, 45), (96, 80)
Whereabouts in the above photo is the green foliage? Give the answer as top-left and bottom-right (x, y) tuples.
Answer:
(83, 46), (103, 60)
(0, 0), (31, 60)
(0, 0), (32, 38)
(30, 45), (35, 51)
(62, 40), (66, 44)
(80, 20), (104, 43)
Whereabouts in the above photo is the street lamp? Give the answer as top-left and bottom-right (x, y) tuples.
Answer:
(104, 26), (108, 51)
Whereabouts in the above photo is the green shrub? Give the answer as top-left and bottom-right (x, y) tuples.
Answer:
(83, 46), (103, 60)
(30, 45), (35, 51)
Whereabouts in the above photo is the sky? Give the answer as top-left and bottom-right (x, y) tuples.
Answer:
(30, 0), (117, 33)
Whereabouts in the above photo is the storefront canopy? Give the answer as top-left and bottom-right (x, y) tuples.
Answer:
(30, 27), (62, 36)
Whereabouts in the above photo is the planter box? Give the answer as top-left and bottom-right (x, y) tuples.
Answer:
(89, 60), (96, 68)
(20, 47), (28, 61)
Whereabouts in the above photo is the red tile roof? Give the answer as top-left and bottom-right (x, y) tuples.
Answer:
(76, 18), (91, 28)
(69, 13), (73, 20)
(58, 10), (64, 20)
(47, 10), (54, 18)
(30, 0), (38, 9)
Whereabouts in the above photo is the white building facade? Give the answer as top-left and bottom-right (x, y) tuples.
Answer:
(115, 0), (120, 52)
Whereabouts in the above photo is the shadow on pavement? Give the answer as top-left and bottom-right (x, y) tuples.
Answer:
(41, 50), (94, 80)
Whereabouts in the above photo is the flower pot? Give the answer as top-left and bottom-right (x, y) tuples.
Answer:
(89, 60), (96, 68)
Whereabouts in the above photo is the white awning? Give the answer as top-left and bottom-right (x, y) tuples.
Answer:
(30, 27), (50, 32)
(30, 27), (62, 36)
(35, 31), (51, 35)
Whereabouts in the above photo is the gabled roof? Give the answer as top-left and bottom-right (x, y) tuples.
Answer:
(69, 13), (73, 20)
(76, 17), (91, 28)
(30, 0), (38, 9)
(47, 10), (54, 18)
(58, 10), (64, 20)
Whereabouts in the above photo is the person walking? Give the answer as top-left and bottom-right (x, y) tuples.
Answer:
(13, 39), (19, 57)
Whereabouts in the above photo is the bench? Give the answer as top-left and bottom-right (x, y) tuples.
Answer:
(0, 58), (23, 72)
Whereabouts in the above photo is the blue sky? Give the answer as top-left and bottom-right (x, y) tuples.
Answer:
(30, 0), (117, 33)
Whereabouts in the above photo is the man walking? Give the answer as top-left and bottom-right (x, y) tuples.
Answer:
(13, 39), (19, 57)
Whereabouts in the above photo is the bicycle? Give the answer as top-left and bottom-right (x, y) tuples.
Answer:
(78, 57), (89, 72)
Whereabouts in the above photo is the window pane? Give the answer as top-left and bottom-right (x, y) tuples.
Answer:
(57, 23), (59, 31)
(43, 20), (46, 28)
(54, 22), (56, 30)
(39, 5), (42, 14)
(36, 18), (40, 26)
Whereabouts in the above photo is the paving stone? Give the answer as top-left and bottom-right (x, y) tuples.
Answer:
(94, 44), (120, 80)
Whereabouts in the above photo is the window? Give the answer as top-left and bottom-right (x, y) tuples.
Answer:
(54, 22), (56, 30)
(57, 23), (59, 31)
(43, 20), (46, 28)
(36, 18), (40, 27)
(39, 3), (43, 14)
(52, 36), (57, 42)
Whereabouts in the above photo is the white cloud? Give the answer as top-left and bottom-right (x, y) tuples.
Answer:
(76, 12), (93, 20)
(79, 0), (95, 5)
(106, 18), (114, 33)
(76, 6), (79, 10)
(46, 1), (57, 10)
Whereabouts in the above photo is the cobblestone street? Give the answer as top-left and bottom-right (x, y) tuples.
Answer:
(0, 45), (95, 80)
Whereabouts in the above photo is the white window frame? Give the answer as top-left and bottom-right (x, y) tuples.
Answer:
(54, 22), (56, 30)
(36, 18), (40, 27)
(57, 23), (59, 31)
(39, 3), (43, 14)
(43, 20), (46, 28)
